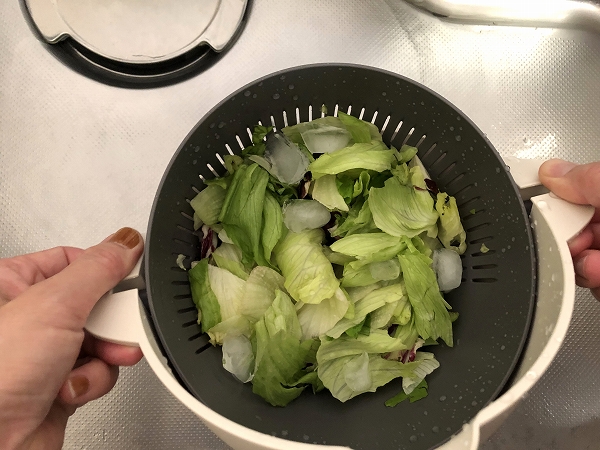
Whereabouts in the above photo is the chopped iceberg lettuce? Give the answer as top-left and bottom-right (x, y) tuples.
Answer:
(186, 113), (465, 408)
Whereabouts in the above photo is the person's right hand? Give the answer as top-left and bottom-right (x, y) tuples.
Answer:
(539, 159), (600, 300)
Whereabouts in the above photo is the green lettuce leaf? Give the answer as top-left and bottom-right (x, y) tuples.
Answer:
(436, 192), (467, 254)
(331, 198), (378, 238)
(398, 252), (453, 346)
(262, 191), (284, 263)
(207, 264), (245, 321)
(212, 243), (250, 280)
(385, 379), (428, 407)
(251, 290), (312, 406)
(395, 145), (419, 164)
(330, 232), (406, 259)
(207, 315), (252, 345)
(316, 330), (407, 402)
(219, 163), (270, 267)
(308, 141), (395, 179)
(311, 174), (349, 211)
(222, 334), (255, 383)
(369, 176), (439, 238)
(327, 284), (406, 338)
(337, 112), (381, 143)
(402, 352), (440, 394)
(296, 288), (350, 339)
(241, 125), (273, 157)
(189, 185), (226, 226)
(239, 266), (286, 321)
(274, 229), (339, 304)
(188, 259), (221, 333)
(282, 116), (345, 146)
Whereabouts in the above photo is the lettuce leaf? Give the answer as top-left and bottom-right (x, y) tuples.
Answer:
(188, 259), (221, 333)
(316, 330), (408, 402)
(296, 288), (350, 339)
(311, 174), (349, 212)
(327, 284), (406, 338)
(207, 264), (246, 321)
(212, 243), (249, 280)
(274, 229), (339, 304)
(251, 290), (312, 406)
(239, 266), (286, 321)
(262, 191), (284, 263)
(369, 176), (439, 238)
(219, 163), (270, 267)
(308, 141), (395, 179)
(398, 252), (453, 346)
(337, 112), (381, 143)
(189, 185), (226, 226)
(330, 232), (405, 259)
(436, 192), (467, 254)
(331, 198), (378, 238)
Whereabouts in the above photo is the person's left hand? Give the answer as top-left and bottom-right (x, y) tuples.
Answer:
(0, 227), (144, 450)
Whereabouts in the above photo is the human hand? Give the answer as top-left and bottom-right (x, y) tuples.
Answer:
(539, 159), (600, 300)
(0, 227), (144, 450)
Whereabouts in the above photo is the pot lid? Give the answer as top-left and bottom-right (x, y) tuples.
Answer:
(24, 0), (247, 86)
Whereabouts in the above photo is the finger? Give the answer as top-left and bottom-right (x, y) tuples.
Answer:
(539, 159), (600, 208)
(0, 247), (83, 303)
(569, 226), (595, 257)
(58, 358), (119, 406)
(82, 332), (143, 366)
(16, 227), (143, 328)
(573, 250), (600, 288)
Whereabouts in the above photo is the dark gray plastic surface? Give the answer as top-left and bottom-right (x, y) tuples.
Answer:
(144, 64), (535, 450)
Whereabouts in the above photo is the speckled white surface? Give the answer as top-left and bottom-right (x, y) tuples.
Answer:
(2, 0), (600, 448)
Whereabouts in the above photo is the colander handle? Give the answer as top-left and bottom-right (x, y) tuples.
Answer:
(439, 158), (594, 450)
(84, 236), (146, 347)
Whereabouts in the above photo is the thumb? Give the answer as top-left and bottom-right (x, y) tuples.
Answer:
(20, 227), (144, 328)
(539, 159), (600, 208)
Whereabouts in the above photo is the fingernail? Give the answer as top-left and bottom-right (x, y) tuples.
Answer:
(575, 255), (588, 279)
(545, 159), (577, 178)
(108, 227), (140, 249)
(66, 375), (89, 400)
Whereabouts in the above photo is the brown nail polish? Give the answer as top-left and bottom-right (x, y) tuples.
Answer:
(109, 227), (140, 249)
(67, 375), (90, 399)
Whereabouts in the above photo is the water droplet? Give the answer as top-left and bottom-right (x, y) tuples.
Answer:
(293, 95), (298, 100)
(449, 126), (454, 131)
(280, 75), (286, 80)
(192, 160), (197, 165)
(209, 123), (216, 129)
(281, 430), (288, 436)
(496, 167), (501, 173)
(409, 435), (418, 442)
(455, 135), (461, 141)
(471, 401), (478, 406)
(303, 434), (309, 441)
(423, 410), (428, 415)
(288, 84), (295, 90)
(244, 90), (251, 97)
(480, 388), (485, 393)
(432, 426), (440, 433)
(439, 395), (447, 402)
(273, 93), (280, 100)
(382, 92), (387, 96)
(500, 345), (505, 350)
(252, 94), (257, 98)
(218, 122), (226, 129)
